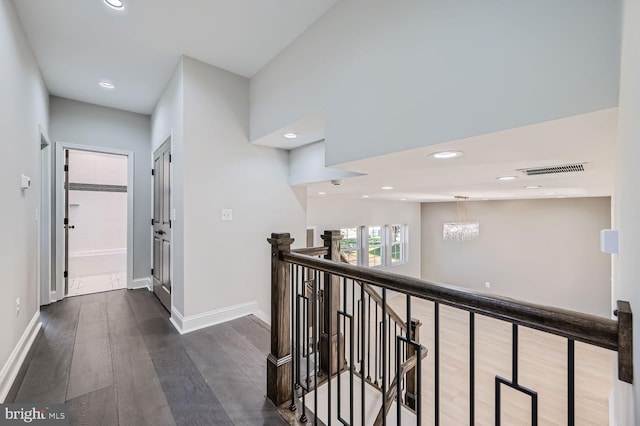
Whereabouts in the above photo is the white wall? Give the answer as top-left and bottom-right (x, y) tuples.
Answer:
(181, 56), (307, 319)
(0, 0), (48, 399)
(151, 59), (185, 315)
(48, 97), (151, 281)
(251, 0), (621, 167)
(421, 198), (611, 317)
(307, 197), (421, 279)
(613, 0), (640, 422)
(289, 141), (362, 185)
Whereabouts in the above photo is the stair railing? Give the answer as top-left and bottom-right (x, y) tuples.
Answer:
(266, 231), (633, 426)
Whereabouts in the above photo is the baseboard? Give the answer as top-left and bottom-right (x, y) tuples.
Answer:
(170, 301), (259, 334)
(253, 308), (270, 326)
(0, 312), (42, 402)
(131, 277), (152, 291)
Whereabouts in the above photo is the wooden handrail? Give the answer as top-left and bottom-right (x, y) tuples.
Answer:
(373, 347), (428, 426)
(339, 253), (408, 334)
(282, 251), (620, 352)
(292, 246), (329, 256)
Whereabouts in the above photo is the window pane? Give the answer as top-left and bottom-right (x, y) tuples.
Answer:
(391, 225), (402, 243)
(368, 226), (382, 267)
(391, 243), (402, 263)
(340, 228), (359, 265)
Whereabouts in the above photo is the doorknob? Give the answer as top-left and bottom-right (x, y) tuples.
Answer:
(156, 230), (165, 235)
(69, 225), (75, 229)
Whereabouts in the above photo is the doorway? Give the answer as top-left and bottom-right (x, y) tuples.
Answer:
(55, 143), (134, 301)
(152, 137), (172, 311)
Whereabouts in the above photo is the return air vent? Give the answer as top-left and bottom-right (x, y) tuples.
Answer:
(517, 163), (588, 176)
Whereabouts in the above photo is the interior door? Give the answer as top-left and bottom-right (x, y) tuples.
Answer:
(152, 139), (172, 311)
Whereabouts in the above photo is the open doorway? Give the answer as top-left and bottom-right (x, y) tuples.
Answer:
(65, 149), (128, 296)
(54, 143), (134, 301)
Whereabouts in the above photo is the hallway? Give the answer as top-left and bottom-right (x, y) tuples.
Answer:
(7, 289), (286, 426)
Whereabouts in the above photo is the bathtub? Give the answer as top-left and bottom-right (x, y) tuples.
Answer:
(68, 248), (127, 278)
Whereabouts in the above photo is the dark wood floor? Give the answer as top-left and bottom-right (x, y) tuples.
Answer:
(9, 289), (287, 426)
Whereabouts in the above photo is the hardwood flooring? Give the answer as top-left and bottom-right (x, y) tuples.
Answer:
(9, 289), (286, 426)
(388, 296), (615, 425)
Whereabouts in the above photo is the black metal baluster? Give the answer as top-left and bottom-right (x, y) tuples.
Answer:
(568, 339), (575, 426)
(313, 270), (318, 425)
(361, 283), (366, 425)
(417, 344), (422, 426)
(434, 302), (440, 426)
(327, 272), (332, 424)
(367, 294), (372, 381)
(375, 303), (379, 385)
(512, 324), (518, 385)
(290, 265), (297, 412)
(469, 312), (475, 425)
(382, 288), (387, 426)
(396, 337), (402, 426)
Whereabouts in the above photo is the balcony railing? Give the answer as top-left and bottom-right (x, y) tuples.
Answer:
(267, 231), (632, 425)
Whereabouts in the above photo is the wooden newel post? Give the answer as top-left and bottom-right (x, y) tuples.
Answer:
(320, 230), (345, 375)
(616, 300), (633, 384)
(405, 318), (421, 410)
(267, 233), (294, 406)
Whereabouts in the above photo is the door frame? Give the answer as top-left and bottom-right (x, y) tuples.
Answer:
(39, 126), (51, 306)
(54, 142), (134, 301)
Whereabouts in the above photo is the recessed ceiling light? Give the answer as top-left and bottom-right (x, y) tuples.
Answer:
(497, 176), (517, 181)
(284, 133), (298, 139)
(104, 0), (125, 10)
(525, 185), (541, 189)
(318, 192), (326, 195)
(362, 195), (370, 198)
(381, 186), (394, 190)
(557, 195), (566, 198)
(98, 80), (115, 89)
(544, 192), (556, 195)
(400, 198), (407, 201)
(430, 151), (463, 159)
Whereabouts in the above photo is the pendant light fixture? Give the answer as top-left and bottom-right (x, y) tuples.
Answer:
(443, 196), (480, 241)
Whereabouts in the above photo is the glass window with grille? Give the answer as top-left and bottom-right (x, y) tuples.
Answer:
(340, 228), (359, 265)
(367, 226), (383, 267)
(390, 224), (407, 264)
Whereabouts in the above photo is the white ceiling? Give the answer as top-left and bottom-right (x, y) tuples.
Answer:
(307, 108), (618, 202)
(11, 0), (338, 114)
(10, 1), (618, 203)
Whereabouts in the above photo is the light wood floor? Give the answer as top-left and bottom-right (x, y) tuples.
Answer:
(387, 296), (614, 425)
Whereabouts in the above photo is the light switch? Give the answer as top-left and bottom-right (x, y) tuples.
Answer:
(221, 209), (233, 221)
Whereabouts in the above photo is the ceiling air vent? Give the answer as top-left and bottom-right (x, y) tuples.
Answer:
(517, 162), (588, 176)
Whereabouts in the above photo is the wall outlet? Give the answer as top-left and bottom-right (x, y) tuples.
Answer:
(485, 282), (491, 289)
(221, 209), (233, 221)
(16, 297), (20, 316)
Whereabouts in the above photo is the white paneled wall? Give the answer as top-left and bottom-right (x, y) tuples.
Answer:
(67, 150), (127, 278)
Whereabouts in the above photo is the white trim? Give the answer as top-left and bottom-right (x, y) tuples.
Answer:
(169, 302), (259, 335)
(131, 277), (152, 291)
(253, 309), (270, 326)
(55, 142), (135, 301)
(0, 312), (42, 402)
(39, 127), (52, 306)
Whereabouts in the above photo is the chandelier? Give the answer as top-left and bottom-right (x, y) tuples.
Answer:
(443, 196), (479, 241)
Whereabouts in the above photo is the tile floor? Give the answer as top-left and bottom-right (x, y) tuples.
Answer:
(68, 272), (126, 297)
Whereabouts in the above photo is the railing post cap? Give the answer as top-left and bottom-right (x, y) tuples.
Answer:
(321, 230), (343, 241)
(268, 233), (295, 246)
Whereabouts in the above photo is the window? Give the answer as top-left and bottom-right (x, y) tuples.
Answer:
(340, 228), (359, 265)
(389, 224), (407, 264)
(367, 226), (383, 267)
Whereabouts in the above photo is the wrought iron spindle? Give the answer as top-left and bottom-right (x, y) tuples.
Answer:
(469, 312), (475, 425)
(434, 302), (440, 426)
(568, 339), (575, 426)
